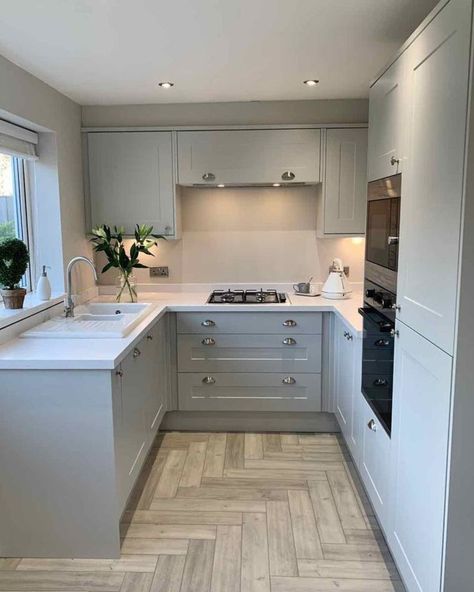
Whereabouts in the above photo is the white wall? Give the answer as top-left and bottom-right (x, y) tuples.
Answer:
(0, 54), (92, 293)
(96, 186), (365, 286)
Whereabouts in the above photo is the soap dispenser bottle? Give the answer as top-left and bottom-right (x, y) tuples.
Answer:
(36, 265), (51, 301)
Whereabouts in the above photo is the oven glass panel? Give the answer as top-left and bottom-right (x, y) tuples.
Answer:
(366, 197), (400, 272)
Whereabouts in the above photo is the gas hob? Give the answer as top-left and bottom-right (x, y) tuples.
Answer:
(207, 289), (287, 304)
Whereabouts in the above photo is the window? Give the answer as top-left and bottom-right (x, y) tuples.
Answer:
(0, 152), (33, 289)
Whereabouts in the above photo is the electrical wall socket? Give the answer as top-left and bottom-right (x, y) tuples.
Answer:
(150, 266), (169, 278)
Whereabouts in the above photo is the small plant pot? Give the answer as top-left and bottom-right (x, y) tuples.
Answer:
(1, 288), (27, 309)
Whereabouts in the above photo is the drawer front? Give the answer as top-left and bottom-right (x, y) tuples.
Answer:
(178, 333), (322, 373)
(177, 312), (322, 335)
(178, 372), (321, 412)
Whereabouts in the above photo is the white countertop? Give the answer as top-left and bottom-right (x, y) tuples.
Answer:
(0, 291), (363, 370)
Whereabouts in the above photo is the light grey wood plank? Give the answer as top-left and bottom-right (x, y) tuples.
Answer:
(203, 433), (227, 478)
(263, 434), (282, 453)
(161, 432), (210, 447)
(297, 558), (400, 580)
(0, 559), (19, 570)
(120, 523), (216, 540)
(150, 497), (266, 513)
(298, 434), (340, 445)
(245, 433), (264, 460)
(225, 468), (326, 481)
(266, 501), (298, 576)
(176, 486), (288, 501)
(322, 543), (392, 562)
(343, 529), (387, 545)
(0, 571), (124, 591)
(123, 509), (242, 525)
(121, 572), (154, 592)
(241, 513), (270, 592)
(288, 490), (323, 560)
(120, 538), (189, 555)
(16, 556), (157, 572)
(179, 441), (207, 487)
(129, 450), (168, 511)
(180, 539), (215, 592)
(308, 481), (346, 544)
(203, 476), (308, 490)
(280, 434), (299, 446)
(326, 470), (367, 531)
(154, 450), (187, 498)
(150, 555), (185, 592)
(224, 433), (245, 470)
(210, 525), (242, 592)
(245, 459), (345, 471)
(271, 576), (404, 591)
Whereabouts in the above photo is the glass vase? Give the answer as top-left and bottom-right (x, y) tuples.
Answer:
(115, 271), (137, 303)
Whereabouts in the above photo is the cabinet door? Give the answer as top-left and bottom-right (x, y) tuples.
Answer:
(335, 319), (354, 441)
(389, 321), (452, 592)
(145, 318), (168, 440)
(87, 131), (176, 236)
(397, 0), (471, 355)
(359, 394), (391, 530)
(323, 128), (368, 235)
(177, 129), (321, 185)
(367, 55), (408, 181)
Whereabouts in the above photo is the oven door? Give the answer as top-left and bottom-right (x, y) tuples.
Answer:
(359, 307), (394, 435)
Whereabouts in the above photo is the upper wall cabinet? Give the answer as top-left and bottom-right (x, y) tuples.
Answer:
(367, 55), (409, 182)
(177, 129), (321, 186)
(318, 128), (368, 236)
(85, 131), (179, 238)
(396, 0), (471, 355)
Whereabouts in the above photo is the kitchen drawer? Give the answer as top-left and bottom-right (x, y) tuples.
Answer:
(178, 333), (322, 373)
(178, 372), (321, 412)
(177, 312), (322, 335)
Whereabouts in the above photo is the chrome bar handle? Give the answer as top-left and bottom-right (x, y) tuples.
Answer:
(201, 337), (216, 346)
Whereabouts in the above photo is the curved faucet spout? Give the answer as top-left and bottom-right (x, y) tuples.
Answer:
(65, 256), (98, 317)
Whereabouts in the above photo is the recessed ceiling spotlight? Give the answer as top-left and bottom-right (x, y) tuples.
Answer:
(217, 184), (225, 188)
(158, 81), (174, 88)
(273, 183), (281, 187)
(304, 79), (319, 86)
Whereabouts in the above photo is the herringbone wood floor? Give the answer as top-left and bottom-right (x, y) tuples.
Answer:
(0, 432), (405, 591)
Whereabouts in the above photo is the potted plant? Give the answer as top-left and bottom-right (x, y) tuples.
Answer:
(90, 224), (164, 302)
(0, 238), (30, 309)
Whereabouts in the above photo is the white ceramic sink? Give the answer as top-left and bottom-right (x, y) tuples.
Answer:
(21, 302), (155, 339)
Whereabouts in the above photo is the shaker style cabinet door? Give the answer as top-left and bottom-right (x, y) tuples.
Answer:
(177, 129), (321, 185)
(396, 0), (471, 355)
(87, 131), (176, 236)
(322, 128), (368, 235)
(367, 54), (408, 182)
(389, 321), (452, 592)
(335, 318), (355, 441)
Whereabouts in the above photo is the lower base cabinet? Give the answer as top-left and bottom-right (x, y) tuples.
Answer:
(389, 321), (452, 592)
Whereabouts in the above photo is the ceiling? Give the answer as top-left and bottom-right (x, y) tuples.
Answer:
(0, 0), (439, 106)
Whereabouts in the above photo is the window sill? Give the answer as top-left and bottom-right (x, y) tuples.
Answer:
(0, 293), (64, 331)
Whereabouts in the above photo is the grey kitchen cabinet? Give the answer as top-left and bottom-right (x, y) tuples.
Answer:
(389, 321), (452, 592)
(318, 128), (368, 236)
(177, 129), (321, 185)
(176, 312), (323, 412)
(367, 54), (409, 182)
(85, 131), (179, 238)
(178, 372), (321, 412)
(396, 0), (471, 356)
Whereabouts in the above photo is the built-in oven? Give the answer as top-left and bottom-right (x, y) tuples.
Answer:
(360, 173), (402, 436)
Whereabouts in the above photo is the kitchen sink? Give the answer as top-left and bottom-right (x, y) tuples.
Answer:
(20, 302), (155, 339)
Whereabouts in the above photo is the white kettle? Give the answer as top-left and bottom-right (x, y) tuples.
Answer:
(321, 258), (352, 300)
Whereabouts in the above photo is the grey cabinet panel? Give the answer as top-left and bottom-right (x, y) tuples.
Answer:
(178, 372), (321, 412)
(177, 312), (322, 335)
(178, 333), (322, 373)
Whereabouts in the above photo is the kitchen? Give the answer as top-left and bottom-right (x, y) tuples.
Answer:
(0, 1), (473, 591)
